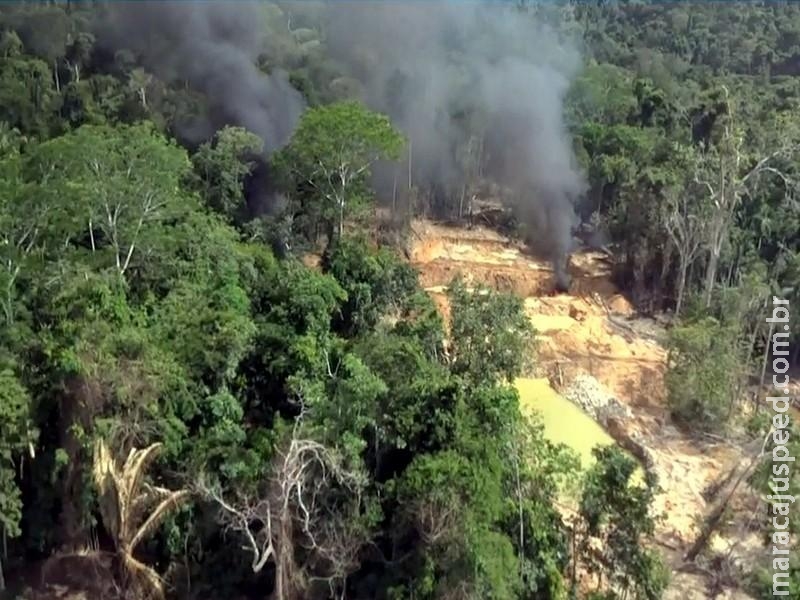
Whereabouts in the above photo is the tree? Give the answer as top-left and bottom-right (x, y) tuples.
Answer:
(0, 367), (35, 592)
(202, 417), (369, 600)
(579, 446), (668, 600)
(662, 151), (708, 318)
(447, 277), (535, 384)
(273, 101), (404, 246)
(0, 52), (55, 138)
(191, 126), (264, 222)
(665, 317), (742, 432)
(93, 440), (190, 599)
(323, 236), (422, 337)
(19, 123), (193, 279)
(393, 449), (521, 600)
(694, 89), (799, 307)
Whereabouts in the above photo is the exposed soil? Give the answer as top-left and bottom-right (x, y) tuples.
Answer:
(409, 218), (754, 597)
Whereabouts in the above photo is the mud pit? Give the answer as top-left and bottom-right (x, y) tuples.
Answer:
(410, 219), (748, 560)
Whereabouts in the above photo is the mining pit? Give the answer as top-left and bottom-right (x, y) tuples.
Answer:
(409, 217), (756, 600)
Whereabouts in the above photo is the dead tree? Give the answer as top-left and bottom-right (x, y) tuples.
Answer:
(201, 420), (368, 600)
(695, 87), (799, 307)
(664, 185), (707, 318)
(684, 427), (774, 563)
(93, 440), (190, 600)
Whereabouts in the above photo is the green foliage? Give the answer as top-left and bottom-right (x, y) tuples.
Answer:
(448, 277), (535, 384)
(8, 122), (193, 287)
(749, 558), (800, 600)
(273, 100), (404, 244)
(751, 421), (800, 537)
(393, 448), (521, 599)
(665, 317), (742, 432)
(324, 236), (423, 337)
(0, 53), (56, 138)
(579, 447), (668, 600)
(0, 367), (35, 537)
(191, 126), (264, 222)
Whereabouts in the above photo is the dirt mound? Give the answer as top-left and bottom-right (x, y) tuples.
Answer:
(410, 219), (666, 407)
(410, 219), (619, 298)
(420, 261), (553, 298)
(524, 295), (666, 408)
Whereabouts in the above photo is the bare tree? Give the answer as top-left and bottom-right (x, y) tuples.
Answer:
(664, 185), (707, 318)
(695, 87), (799, 307)
(128, 68), (153, 109)
(684, 426), (774, 563)
(409, 492), (460, 548)
(201, 419), (368, 600)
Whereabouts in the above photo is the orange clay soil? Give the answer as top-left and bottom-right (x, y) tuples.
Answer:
(409, 219), (747, 552)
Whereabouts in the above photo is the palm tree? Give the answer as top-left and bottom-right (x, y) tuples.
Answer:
(93, 440), (190, 600)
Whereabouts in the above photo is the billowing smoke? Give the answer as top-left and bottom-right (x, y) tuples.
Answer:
(97, 2), (584, 287)
(320, 3), (586, 287)
(98, 1), (305, 150)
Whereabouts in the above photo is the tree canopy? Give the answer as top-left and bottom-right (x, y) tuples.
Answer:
(0, 2), (797, 599)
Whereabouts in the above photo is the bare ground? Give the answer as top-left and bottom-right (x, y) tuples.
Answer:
(409, 218), (756, 599)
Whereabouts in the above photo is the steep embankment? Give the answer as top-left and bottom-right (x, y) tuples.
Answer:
(409, 220), (750, 591)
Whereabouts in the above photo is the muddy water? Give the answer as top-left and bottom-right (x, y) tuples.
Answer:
(516, 377), (615, 470)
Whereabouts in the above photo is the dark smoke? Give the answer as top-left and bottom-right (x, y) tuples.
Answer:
(97, 2), (585, 285)
(98, 1), (305, 150)
(319, 2), (586, 282)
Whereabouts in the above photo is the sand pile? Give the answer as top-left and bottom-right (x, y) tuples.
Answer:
(523, 295), (666, 407)
(411, 220), (617, 299)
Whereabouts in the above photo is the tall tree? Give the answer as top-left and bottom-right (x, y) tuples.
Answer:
(273, 101), (403, 246)
(694, 89), (799, 306)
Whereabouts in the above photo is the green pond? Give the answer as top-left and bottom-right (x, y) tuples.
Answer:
(516, 377), (616, 470)
(516, 377), (644, 499)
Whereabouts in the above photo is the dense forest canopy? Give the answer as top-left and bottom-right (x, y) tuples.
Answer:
(0, 1), (798, 599)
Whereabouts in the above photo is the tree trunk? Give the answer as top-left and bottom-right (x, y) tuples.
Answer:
(57, 377), (93, 551)
(675, 258), (688, 319)
(338, 199), (344, 240)
(324, 220), (336, 263)
(747, 322), (762, 392)
(684, 462), (748, 562)
(407, 140), (412, 190)
(392, 170), (398, 215)
(656, 247), (671, 313)
(274, 509), (296, 600)
(703, 247), (720, 307)
(684, 436), (766, 563)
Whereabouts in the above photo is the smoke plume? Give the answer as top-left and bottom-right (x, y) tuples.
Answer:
(319, 2), (586, 284)
(98, 2), (585, 285)
(98, 1), (305, 150)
